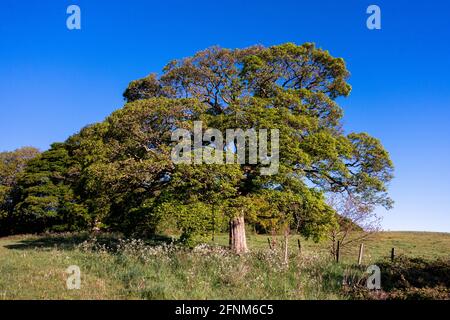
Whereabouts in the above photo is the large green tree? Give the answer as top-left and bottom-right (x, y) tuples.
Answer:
(118, 43), (394, 252)
(5, 43), (393, 253)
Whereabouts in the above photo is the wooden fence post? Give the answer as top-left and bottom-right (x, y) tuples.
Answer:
(283, 234), (289, 265)
(297, 238), (302, 255)
(358, 243), (364, 265)
(336, 240), (340, 263)
(267, 237), (272, 250)
(391, 247), (395, 262)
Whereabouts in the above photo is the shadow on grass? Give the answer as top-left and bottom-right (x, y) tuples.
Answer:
(378, 255), (450, 290)
(4, 233), (174, 251)
(344, 256), (450, 300)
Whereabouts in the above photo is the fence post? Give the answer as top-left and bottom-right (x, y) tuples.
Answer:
(267, 237), (272, 250)
(358, 243), (364, 265)
(283, 234), (289, 265)
(391, 247), (395, 262)
(297, 238), (302, 255)
(336, 240), (340, 263)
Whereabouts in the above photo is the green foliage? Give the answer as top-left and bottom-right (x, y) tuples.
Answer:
(156, 201), (214, 246)
(241, 188), (336, 242)
(12, 143), (89, 233)
(0, 147), (40, 235)
(1, 43), (394, 244)
(346, 256), (450, 300)
(123, 74), (164, 102)
(379, 256), (450, 291)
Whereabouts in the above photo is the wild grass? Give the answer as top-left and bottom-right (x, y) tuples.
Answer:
(0, 231), (449, 300)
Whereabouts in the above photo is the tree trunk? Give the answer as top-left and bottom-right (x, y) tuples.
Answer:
(229, 215), (248, 254)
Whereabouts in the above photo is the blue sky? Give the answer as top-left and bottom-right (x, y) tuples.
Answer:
(1, 0), (449, 231)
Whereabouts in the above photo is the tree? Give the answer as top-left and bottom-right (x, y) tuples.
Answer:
(0, 147), (40, 234)
(157, 163), (242, 245)
(326, 192), (382, 258)
(123, 74), (165, 102)
(121, 43), (393, 252)
(6, 43), (393, 253)
(12, 143), (89, 233)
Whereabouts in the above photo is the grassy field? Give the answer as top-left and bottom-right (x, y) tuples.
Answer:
(0, 231), (449, 300)
(209, 231), (450, 263)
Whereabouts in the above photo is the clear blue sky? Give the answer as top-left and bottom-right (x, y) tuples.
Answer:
(1, 0), (449, 231)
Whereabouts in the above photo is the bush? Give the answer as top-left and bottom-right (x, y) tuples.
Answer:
(345, 255), (450, 300)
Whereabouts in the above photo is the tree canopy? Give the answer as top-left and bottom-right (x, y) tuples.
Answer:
(0, 147), (40, 235)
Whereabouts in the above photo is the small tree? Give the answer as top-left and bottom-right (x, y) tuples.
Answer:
(327, 192), (383, 257)
(12, 143), (89, 233)
(0, 147), (40, 235)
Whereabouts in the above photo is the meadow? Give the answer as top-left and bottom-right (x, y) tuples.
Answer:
(0, 231), (449, 300)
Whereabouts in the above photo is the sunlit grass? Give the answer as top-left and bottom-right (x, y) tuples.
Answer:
(0, 231), (449, 300)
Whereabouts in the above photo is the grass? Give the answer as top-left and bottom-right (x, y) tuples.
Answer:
(0, 231), (449, 300)
(209, 231), (450, 263)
